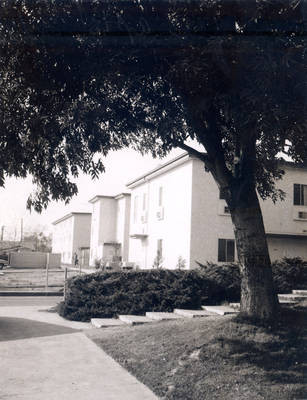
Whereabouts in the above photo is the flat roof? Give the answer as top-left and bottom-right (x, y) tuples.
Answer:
(126, 152), (191, 188)
(52, 212), (92, 225)
(89, 192), (130, 204)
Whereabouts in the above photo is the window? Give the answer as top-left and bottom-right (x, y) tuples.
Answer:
(158, 186), (163, 206)
(218, 239), (235, 262)
(294, 184), (307, 206)
(219, 188), (227, 200)
(133, 196), (138, 223)
(298, 211), (307, 219)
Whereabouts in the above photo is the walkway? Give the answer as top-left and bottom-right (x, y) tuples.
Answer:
(0, 297), (158, 400)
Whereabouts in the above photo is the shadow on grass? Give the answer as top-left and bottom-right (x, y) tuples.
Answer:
(213, 309), (307, 389)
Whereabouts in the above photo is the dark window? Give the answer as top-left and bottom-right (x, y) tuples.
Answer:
(218, 239), (235, 262)
(219, 187), (227, 200)
(294, 184), (307, 206)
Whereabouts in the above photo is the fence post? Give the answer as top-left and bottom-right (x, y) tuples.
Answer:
(64, 267), (68, 300)
(45, 253), (50, 292)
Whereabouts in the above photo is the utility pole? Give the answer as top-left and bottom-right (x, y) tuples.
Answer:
(1, 226), (4, 241)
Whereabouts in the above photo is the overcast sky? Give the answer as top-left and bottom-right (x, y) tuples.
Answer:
(0, 147), (185, 240)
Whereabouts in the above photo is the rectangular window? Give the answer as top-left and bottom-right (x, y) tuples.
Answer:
(158, 186), (163, 206)
(219, 188), (226, 200)
(294, 184), (307, 206)
(133, 196), (138, 223)
(218, 239), (235, 262)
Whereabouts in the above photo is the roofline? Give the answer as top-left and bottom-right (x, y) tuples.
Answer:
(278, 159), (307, 170)
(126, 152), (191, 188)
(52, 212), (92, 225)
(88, 195), (115, 204)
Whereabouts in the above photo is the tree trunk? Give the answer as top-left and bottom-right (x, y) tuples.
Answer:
(231, 185), (279, 319)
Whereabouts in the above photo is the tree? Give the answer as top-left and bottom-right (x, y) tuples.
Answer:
(23, 232), (52, 253)
(1, 0), (307, 318)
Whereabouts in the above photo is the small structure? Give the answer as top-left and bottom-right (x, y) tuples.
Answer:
(52, 212), (91, 267)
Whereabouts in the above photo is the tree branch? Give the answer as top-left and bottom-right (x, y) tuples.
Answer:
(175, 142), (208, 162)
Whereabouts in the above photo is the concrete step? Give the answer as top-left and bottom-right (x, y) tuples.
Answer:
(91, 318), (125, 328)
(292, 290), (307, 295)
(173, 309), (213, 318)
(201, 305), (239, 315)
(118, 315), (154, 325)
(229, 303), (240, 310)
(145, 312), (184, 321)
(278, 294), (307, 302)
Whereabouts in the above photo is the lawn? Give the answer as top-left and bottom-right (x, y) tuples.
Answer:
(87, 306), (307, 400)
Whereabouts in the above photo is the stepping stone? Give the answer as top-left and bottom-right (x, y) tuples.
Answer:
(91, 318), (125, 328)
(145, 312), (185, 321)
(292, 290), (307, 295)
(118, 315), (154, 325)
(173, 309), (213, 318)
(278, 294), (307, 302)
(201, 305), (239, 315)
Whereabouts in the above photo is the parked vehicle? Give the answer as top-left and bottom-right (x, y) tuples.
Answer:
(0, 254), (9, 269)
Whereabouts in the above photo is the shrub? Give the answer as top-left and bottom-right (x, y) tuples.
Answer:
(272, 257), (307, 293)
(59, 269), (239, 321)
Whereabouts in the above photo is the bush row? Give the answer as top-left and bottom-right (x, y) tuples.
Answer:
(58, 257), (307, 321)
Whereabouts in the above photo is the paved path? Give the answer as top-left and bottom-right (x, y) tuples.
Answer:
(0, 297), (158, 400)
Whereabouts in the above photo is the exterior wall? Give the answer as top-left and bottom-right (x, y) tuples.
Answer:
(128, 160), (193, 269)
(73, 214), (91, 262)
(89, 197), (117, 266)
(190, 159), (235, 267)
(261, 165), (307, 235)
(267, 237), (307, 261)
(9, 252), (61, 269)
(115, 195), (131, 262)
(52, 213), (91, 265)
(52, 217), (74, 264)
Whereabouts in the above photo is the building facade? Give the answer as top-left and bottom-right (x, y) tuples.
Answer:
(52, 153), (307, 269)
(89, 193), (131, 267)
(127, 153), (307, 269)
(52, 212), (92, 266)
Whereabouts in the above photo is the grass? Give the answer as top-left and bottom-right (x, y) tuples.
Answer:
(87, 306), (307, 400)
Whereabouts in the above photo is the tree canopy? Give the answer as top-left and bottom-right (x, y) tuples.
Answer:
(1, 0), (307, 212)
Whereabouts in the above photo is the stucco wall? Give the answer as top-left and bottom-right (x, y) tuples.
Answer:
(190, 159), (235, 266)
(52, 217), (74, 264)
(115, 195), (131, 262)
(73, 214), (91, 258)
(129, 160), (193, 269)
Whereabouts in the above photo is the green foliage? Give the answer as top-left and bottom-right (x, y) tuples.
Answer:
(59, 269), (239, 321)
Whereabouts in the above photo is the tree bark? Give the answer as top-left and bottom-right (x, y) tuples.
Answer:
(230, 184), (279, 319)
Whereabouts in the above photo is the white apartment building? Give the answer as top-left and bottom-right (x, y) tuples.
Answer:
(52, 153), (307, 269)
(127, 153), (307, 269)
(89, 193), (131, 267)
(52, 212), (92, 266)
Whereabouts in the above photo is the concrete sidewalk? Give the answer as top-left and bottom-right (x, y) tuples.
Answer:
(0, 332), (158, 400)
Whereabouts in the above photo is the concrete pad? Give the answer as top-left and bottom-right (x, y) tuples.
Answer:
(201, 305), (239, 315)
(0, 305), (91, 330)
(292, 290), (307, 295)
(91, 318), (125, 328)
(278, 294), (307, 301)
(119, 315), (154, 325)
(145, 312), (185, 321)
(229, 303), (240, 310)
(173, 309), (214, 318)
(0, 332), (157, 400)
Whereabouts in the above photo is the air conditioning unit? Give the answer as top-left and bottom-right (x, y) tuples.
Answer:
(156, 207), (164, 220)
(298, 211), (307, 219)
(224, 206), (230, 214)
(141, 212), (148, 224)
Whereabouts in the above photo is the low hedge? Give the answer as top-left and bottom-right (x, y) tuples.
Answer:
(59, 269), (239, 321)
(59, 257), (307, 321)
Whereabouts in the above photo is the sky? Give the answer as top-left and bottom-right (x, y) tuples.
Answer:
(0, 147), (185, 240)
